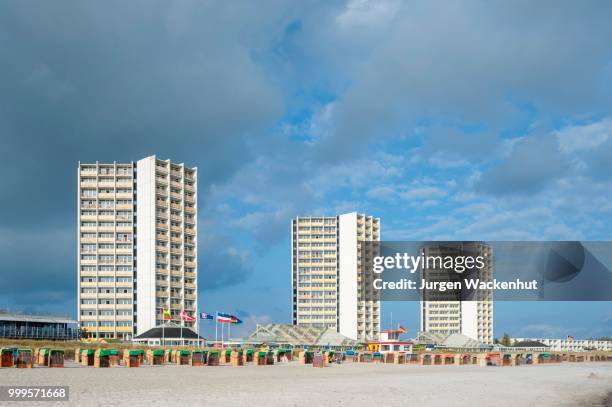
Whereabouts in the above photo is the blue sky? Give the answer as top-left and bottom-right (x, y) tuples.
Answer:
(0, 0), (611, 340)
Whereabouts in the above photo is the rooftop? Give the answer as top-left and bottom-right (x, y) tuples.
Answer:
(244, 324), (358, 347)
(0, 311), (77, 325)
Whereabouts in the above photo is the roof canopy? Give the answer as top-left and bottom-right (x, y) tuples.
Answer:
(244, 324), (358, 347)
(134, 326), (205, 340)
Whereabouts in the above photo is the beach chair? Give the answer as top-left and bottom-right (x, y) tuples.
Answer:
(16, 349), (33, 368)
(48, 350), (65, 368)
(231, 350), (243, 366)
(0, 348), (15, 368)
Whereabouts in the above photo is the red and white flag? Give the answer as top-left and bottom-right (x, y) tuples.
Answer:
(180, 310), (195, 321)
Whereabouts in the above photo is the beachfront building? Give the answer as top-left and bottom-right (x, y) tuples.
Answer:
(292, 212), (380, 341)
(0, 311), (79, 340)
(133, 322), (205, 347)
(368, 327), (414, 353)
(512, 337), (612, 352)
(419, 242), (493, 344)
(78, 155), (197, 340)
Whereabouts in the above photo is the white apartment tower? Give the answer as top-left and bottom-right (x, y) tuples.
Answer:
(419, 242), (493, 344)
(78, 155), (197, 340)
(292, 212), (380, 341)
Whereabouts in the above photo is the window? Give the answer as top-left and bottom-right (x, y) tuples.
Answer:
(99, 310), (114, 316)
(117, 255), (132, 264)
(81, 255), (96, 261)
(81, 244), (96, 252)
(116, 287), (132, 294)
(99, 255), (114, 263)
(99, 200), (114, 208)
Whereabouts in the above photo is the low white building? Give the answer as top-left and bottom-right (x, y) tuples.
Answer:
(512, 338), (611, 352)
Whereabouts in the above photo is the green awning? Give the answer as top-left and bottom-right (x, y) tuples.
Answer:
(224, 350), (231, 355)
(541, 353), (552, 357)
(18, 349), (32, 353)
(257, 351), (268, 356)
(50, 350), (64, 355)
(152, 350), (164, 356)
(99, 350), (112, 357)
(129, 350), (141, 356)
(179, 350), (190, 356)
(192, 350), (203, 355)
(208, 350), (220, 355)
(246, 349), (254, 354)
(86, 349), (95, 356)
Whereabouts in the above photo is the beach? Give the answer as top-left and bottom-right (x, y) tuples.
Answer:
(1, 362), (611, 406)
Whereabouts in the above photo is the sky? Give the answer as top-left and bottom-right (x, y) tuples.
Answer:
(0, 0), (611, 340)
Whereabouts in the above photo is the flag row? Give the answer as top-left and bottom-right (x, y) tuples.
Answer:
(200, 312), (242, 324)
(162, 310), (242, 324)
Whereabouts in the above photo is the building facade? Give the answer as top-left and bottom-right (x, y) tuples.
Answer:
(77, 155), (197, 340)
(0, 312), (79, 340)
(419, 242), (493, 344)
(292, 212), (380, 341)
(512, 337), (612, 352)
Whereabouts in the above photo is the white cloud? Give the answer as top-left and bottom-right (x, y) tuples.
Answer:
(556, 117), (611, 153)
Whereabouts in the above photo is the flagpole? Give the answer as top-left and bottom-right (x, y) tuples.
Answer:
(196, 309), (200, 349)
(215, 310), (218, 345)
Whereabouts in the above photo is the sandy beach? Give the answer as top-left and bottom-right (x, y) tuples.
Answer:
(1, 362), (611, 407)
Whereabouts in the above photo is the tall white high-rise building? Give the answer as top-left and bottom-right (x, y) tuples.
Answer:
(77, 155), (197, 340)
(292, 212), (380, 341)
(419, 242), (493, 344)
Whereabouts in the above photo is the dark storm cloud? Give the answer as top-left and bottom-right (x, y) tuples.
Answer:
(0, 0), (288, 312)
(315, 0), (612, 162)
(0, 1), (286, 226)
(199, 236), (253, 292)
